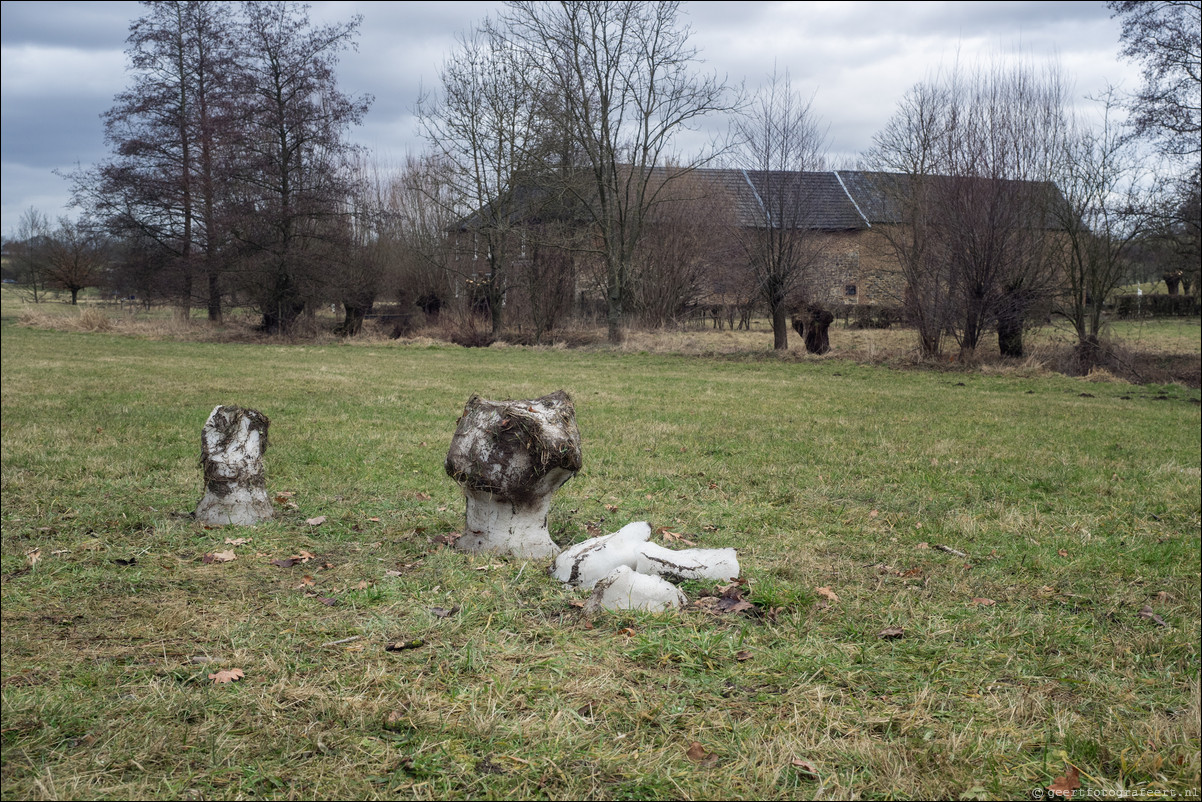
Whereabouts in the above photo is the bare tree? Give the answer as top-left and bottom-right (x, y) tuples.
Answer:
(732, 68), (828, 350)
(500, 0), (737, 344)
(230, 1), (371, 334)
(630, 169), (735, 328)
(10, 207), (50, 303)
(1050, 89), (1155, 367)
(863, 80), (956, 357)
(866, 60), (1069, 359)
(73, 0), (239, 321)
(418, 22), (548, 336)
(1110, 0), (1201, 162)
(43, 218), (109, 305)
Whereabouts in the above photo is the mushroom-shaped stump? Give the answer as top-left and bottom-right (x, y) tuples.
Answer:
(194, 405), (273, 526)
(445, 391), (582, 559)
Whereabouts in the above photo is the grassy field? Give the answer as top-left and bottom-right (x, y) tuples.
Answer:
(1, 310), (1199, 800)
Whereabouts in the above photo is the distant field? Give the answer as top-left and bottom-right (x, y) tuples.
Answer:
(1, 300), (1199, 800)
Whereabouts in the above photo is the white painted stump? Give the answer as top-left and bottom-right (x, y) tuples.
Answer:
(444, 391), (582, 559)
(194, 405), (273, 527)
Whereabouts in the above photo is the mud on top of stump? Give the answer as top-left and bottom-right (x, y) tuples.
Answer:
(444, 390), (582, 507)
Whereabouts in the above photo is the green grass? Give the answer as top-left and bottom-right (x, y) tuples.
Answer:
(1, 317), (1199, 801)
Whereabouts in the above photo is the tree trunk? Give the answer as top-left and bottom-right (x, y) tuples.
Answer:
(802, 305), (833, 355)
(997, 308), (1025, 358)
(771, 302), (789, 350)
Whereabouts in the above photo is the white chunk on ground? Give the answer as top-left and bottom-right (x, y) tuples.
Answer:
(194, 405), (273, 527)
(634, 542), (741, 583)
(549, 521), (652, 588)
(583, 565), (687, 613)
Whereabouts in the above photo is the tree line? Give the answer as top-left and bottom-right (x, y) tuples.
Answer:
(4, 0), (1199, 361)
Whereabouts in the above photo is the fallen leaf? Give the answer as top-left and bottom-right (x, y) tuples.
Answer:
(385, 638), (425, 652)
(1057, 548), (1069, 558)
(300, 575), (315, 586)
(568, 599), (586, 608)
(26, 549), (41, 566)
(414, 492), (432, 501)
(429, 605), (460, 618)
(306, 516), (327, 527)
(899, 567), (923, 578)
(869, 509), (879, 518)
(878, 626), (905, 639)
(685, 741), (719, 767)
(735, 650), (753, 661)
(275, 491), (296, 500)
(815, 587), (839, 603)
(113, 557), (137, 567)
(211, 550), (236, 563)
(367, 517), (380, 522)
(224, 537), (251, 546)
(317, 596), (337, 606)
(432, 532), (462, 546)
(269, 557), (296, 568)
(618, 627), (637, 637)
(605, 504), (619, 512)
(1047, 765), (1081, 799)
(971, 597), (996, 606)
(357, 580), (371, 590)
(791, 758), (820, 781)
(209, 668), (244, 684)
(1138, 605), (1167, 627)
(1155, 591), (1176, 602)
(915, 542), (930, 549)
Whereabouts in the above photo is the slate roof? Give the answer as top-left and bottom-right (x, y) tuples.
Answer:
(454, 167), (1065, 233)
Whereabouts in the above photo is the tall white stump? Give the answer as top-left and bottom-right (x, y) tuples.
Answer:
(194, 405), (273, 527)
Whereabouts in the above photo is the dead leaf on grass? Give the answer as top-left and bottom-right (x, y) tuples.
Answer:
(432, 532), (462, 546)
(791, 758), (820, 781)
(385, 638), (425, 652)
(26, 549), (41, 567)
(915, 542), (930, 549)
(270, 557), (297, 568)
(971, 597), (996, 606)
(685, 741), (719, 767)
(869, 509), (879, 518)
(202, 550), (236, 564)
(735, 650), (753, 661)
(113, 557), (137, 567)
(367, 517), (381, 522)
(1138, 605), (1168, 627)
(317, 596), (337, 606)
(1047, 765), (1081, 799)
(429, 605), (460, 618)
(224, 537), (251, 546)
(878, 626), (905, 639)
(618, 627), (637, 637)
(306, 516), (327, 527)
(1057, 548), (1069, 558)
(815, 587), (839, 603)
(209, 668), (244, 684)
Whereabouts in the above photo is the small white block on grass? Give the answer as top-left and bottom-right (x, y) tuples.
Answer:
(549, 521), (651, 588)
(583, 565), (687, 613)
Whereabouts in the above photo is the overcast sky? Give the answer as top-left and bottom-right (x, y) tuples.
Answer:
(0, 0), (1140, 236)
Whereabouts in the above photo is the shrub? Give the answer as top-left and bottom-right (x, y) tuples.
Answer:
(1112, 293), (1200, 318)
